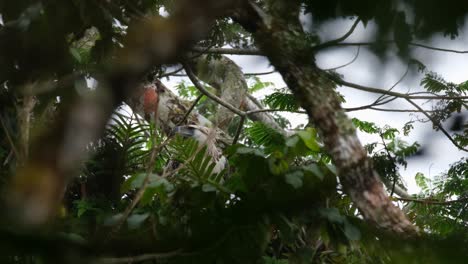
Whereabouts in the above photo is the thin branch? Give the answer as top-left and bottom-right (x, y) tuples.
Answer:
(321, 46), (360, 71)
(328, 73), (468, 100)
(410, 42), (468, 54)
(96, 249), (183, 264)
(396, 196), (468, 205)
(177, 94), (204, 125)
(244, 70), (276, 76)
(232, 115), (246, 145)
(370, 61), (411, 107)
(246, 93), (264, 109)
(159, 66), (184, 78)
(368, 107), (439, 113)
(345, 106), (439, 113)
(0, 115), (19, 160)
(191, 46), (263, 56)
(194, 41), (468, 59)
(405, 98), (468, 152)
(313, 18), (361, 50)
(183, 63), (246, 117)
(246, 108), (307, 114)
(316, 41), (468, 54)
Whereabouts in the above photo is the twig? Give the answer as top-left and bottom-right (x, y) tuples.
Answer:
(313, 18), (361, 50)
(367, 107), (438, 113)
(177, 94), (204, 125)
(246, 108), (307, 114)
(315, 41), (468, 54)
(321, 46), (360, 71)
(246, 94), (264, 109)
(232, 115), (246, 145)
(244, 70), (276, 76)
(328, 73), (468, 100)
(0, 115), (19, 160)
(405, 98), (468, 152)
(192, 40), (468, 58)
(159, 66), (184, 78)
(395, 196), (468, 205)
(369, 61), (411, 107)
(96, 249), (183, 264)
(191, 46), (263, 55)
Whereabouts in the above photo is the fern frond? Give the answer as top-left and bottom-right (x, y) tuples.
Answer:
(168, 136), (226, 190)
(263, 91), (299, 111)
(421, 72), (451, 92)
(245, 122), (285, 150)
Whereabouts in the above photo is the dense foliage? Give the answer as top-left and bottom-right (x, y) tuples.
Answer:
(0, 0), (467, 263)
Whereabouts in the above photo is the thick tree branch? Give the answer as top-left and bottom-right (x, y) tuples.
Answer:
(184, 63), (246, 117)
(234, 1), (418, 235)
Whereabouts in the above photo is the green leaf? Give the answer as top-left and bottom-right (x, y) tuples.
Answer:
(296, 128), (320, 151)
(236, 146), (266, 157)
(285, 171), (304, 189)
(320, 208), (344, 223)
(225, 175), (247, 193)
(103, 213), (123, 226)
(70, 47), (82, 63)
(202, 183), (217, 192)
(74, 199), (98, 217)
(127, 213), (150, 230)
(303, 164), (324, 180)
(245, 122), (285, 151)
(415, 172), (429, 190)
(352, 118), (379, 134)
(343, 220), (361, 241)
(263, 90), (299, 111)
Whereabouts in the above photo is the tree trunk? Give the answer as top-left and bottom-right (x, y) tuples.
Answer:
(234, 1), (417, 235)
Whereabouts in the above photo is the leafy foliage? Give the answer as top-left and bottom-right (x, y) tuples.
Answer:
(1, 0), (468, 263)
(263, 90), (300, 112)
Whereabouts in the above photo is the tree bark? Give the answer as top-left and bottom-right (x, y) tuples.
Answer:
(233, 1), (417, 234)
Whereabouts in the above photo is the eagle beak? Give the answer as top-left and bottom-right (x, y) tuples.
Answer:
(172, 126), (194, 138)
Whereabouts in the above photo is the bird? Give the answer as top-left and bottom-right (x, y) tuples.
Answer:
(170, 125), (227, 174)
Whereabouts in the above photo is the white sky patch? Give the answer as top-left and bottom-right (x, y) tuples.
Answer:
(159, 7), (169, 18)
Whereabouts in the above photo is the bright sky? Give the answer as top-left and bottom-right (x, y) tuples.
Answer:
(162, 17), (468, 195)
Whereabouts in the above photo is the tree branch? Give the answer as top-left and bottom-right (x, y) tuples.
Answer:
(313, 18), (361, 50)
(191, 46), (263, 55)
(183, 63), (246, 117)
(234, 1), (418, 235)
(396, 196), (468, 205)
(328, 73), (468, 100)
(405, 98), (468, 152)
(321, 46), (360, 71)
(315, 41), (468, 54)
(96, 249), (183, 264)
